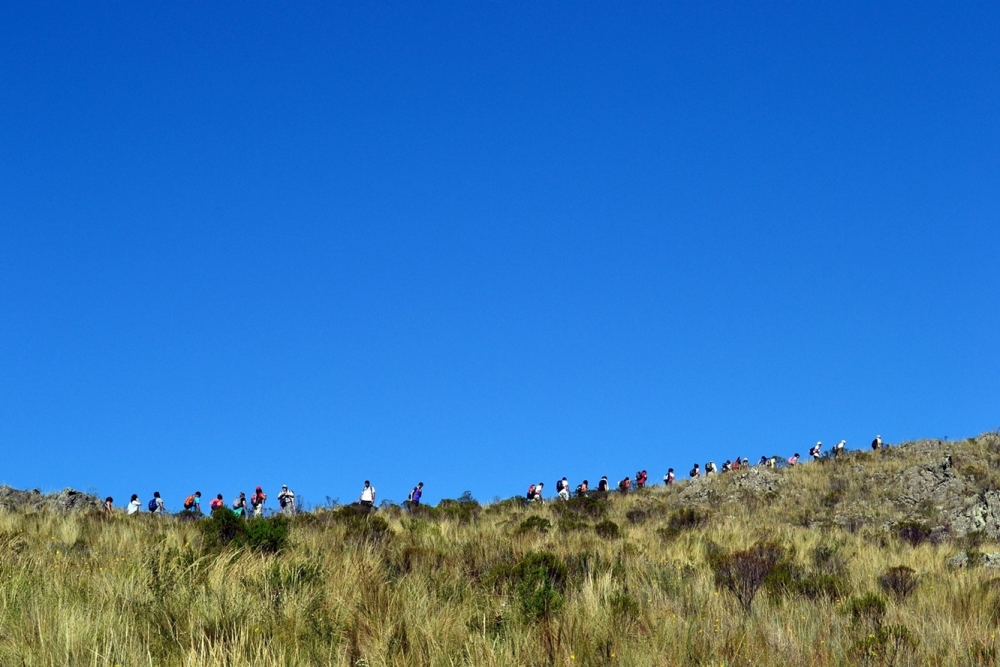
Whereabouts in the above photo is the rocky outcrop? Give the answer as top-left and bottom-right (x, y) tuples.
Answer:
(0, 486), (101, 513)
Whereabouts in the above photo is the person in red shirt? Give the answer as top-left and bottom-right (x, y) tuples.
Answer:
(209, 493), (224, 512)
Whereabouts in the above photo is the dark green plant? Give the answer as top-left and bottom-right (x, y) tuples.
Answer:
(517, 515), (552, 535)
(243, 516), (290, 554)
(895, 521), (933, 547)
(710, 541), (784, 614)
(625, 508), (647, 524)
(659, 507), (709, 540)
(550, 495), (609, 519)
(850, 624), (916, 667)
(513, 551), (568, 621)
(594, 520), (621, 539)
(200, 508), (289, 554)
(845, 593), (887, 631)
(557, 517), (590, 532)
(877, 566), (919, 602)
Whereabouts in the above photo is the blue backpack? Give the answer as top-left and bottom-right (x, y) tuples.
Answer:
(148, 498), (158, 512)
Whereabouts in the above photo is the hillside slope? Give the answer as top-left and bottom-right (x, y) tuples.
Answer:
(1, 432), (999, 666)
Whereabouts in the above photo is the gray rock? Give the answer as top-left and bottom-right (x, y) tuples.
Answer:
(0, 486), (101, 513)
(948, 551), (970, 568)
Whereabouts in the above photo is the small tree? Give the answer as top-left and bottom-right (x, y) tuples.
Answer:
(710, 541), (784, 614)
(878, 566), (919, 602)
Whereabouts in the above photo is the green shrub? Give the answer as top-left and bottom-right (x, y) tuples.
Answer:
(607, 590), (640, 626)
(512, 552), (568, 621)
(850, 624), (916, 667)
(845, 592), (887, 631)
(895, 521), (933, 547)
(659, 507), (709, 540)
(517, 515), (552, 535)
(437, 493), (481, 524)
(550, 495), (609, 519)
(557, 517), (590, 532)
(877, 566), (919, 602)
(625, 509), (647, 524)
(200, 508), (289, 554)
(710, 541), (784, 614)
(595, 520), (621, 539)
(201, 507), (248, 551)
(330, 506), (392, 543)
(244, 516), (290, 554)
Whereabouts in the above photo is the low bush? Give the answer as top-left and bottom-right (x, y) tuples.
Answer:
(625, 508), (647, 524)
(595, 520), (621, 539)
(877, 566), (919, 602)
(710, 541), (784, 614)
(659, 507), (709, 540)
(200, 508), (290, 554)
(550, 495), (609, 519)
(517, 515), (552, 534)
(895, 520), (933, 547)
(845, 592), (887, 631)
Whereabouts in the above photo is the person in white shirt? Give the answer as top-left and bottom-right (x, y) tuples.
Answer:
(359, 480), (376, 507)
(127, 494), (141, 515)
(664, 468), (675, 485)
(556, 477), (570, 501)
(278, 485), (296, 515)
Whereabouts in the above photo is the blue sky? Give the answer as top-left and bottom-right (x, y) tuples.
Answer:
(2, 2), (997, 508)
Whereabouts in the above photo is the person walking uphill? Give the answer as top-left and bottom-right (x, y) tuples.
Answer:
(210, 493), (225, 512)
(278, 485), (296, 515)
(251, 486), (267, 517)
(233, 492), (248, 517)
(183, 491), (202, 515)
(359, 481), (376, 508)
(556, 477), (570, 501)
(127, 494), (141, 515)
(407, 482), (424, 510)
(148, 492), (165, 515)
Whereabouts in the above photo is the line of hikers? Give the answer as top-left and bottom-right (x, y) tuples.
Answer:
(102, 480), (430, 517)
(107, 485), (299, 517)
(525, 436), (884, 502)
(97, 436), (887, 513)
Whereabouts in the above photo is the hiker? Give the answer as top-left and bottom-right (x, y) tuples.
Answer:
(209, 493), (225, 512)
(722, 460), (732, 473)
(788, 453), (800, 466)
(556, 477), (570, 501)
(767, 457), (778, 468)
(127, 494), (141, 515)
(278, 485), (296, 514)
(526, 482), (544, 502)
(251, 486), (267, 517)
(690, 463), (701, 478)
(809, 441), (822, 460)
(148, 492), (165, 515)
(597, 476), (609, 492)
(636, 470), (648, 488)
(872, 435), (882, 450)
(833, 440), (846, 457)
(103, 496), (114, 514)
(359, 480), (376, 508)
(758, 456), (768, 467)
(406, 482), (424, 510)
(575, 480), (589, 497)
(183, 491), (202, 515)
(618, 477), (631, 494)
(731, 458), (740, 471)
(664, 468), (675, 485)
(705, 461), (717, 476)
(232, 492), (248, 517)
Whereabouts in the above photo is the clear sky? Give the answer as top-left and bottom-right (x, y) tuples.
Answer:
(2, 2), (997, 508)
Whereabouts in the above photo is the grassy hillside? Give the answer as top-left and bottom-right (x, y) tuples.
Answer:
(2, 433), (1000, 666)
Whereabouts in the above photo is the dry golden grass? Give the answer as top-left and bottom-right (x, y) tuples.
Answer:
(2, 436), (1000, 666)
